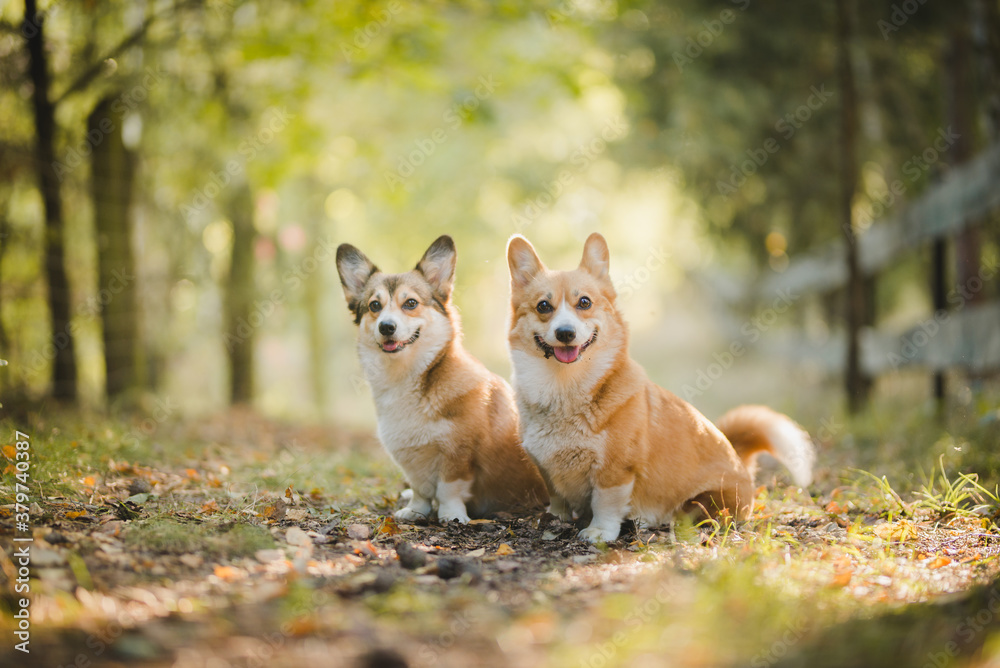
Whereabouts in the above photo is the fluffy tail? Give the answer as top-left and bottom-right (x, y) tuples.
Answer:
(715, 405), (815, 487)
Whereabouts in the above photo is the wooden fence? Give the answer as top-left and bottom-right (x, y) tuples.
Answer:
(756, 142), (1000, 402)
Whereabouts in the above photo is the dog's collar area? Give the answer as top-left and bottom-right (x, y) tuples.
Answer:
(382, 328), (420, 353)
(534, 329), (598, 363)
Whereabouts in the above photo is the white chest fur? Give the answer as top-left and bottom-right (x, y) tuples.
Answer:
(370, 381), (451, 453)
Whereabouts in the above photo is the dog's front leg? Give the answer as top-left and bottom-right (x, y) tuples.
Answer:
(395, 489), (433, 522)
(579, 477), (634, 543)
(436, 478), (472, 524)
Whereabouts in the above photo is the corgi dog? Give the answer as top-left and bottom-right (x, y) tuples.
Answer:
(336, 235), (547, 523)
(506, 233), (815, 543)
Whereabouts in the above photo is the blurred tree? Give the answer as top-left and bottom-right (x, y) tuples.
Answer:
(89, 96), (141, 401)
(23, 0), (76, 401)
(226, 182), (256, 405)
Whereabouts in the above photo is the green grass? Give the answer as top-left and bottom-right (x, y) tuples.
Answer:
(122, 517), (274, 558)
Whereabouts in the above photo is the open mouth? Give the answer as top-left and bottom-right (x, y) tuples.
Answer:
(381, 329), (420, 353)
(534, 330), (598, 364)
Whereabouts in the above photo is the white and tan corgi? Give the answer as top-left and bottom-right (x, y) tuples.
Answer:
(337, 235), (547, 523)
(506, 232), (814, 542)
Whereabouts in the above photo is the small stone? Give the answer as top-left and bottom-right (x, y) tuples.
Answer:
(285, 527), (311, 547)
(434, 557), (463, 580)
(255, 549), (285, 563)
(347, 523), (371, 540)
(33, 549), (66, 567)
(396, 542), (428, 570)
(495, 560), (519, 573)
(466, 548), (486, 558)
(179, 554), (204, 569)
(128, 479), (152, 495)
(541, 530), (558, 541)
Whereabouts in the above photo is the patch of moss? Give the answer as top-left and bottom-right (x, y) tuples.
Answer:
(123, 517), (273, 558)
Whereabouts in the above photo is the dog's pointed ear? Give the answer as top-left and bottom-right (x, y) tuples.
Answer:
(579, 233), (610, 280)
(507, 235), (544, 291)
(416, 235), (457, 302)
(337, 243), (378, 313)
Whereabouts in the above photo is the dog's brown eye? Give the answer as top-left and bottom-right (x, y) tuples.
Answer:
(369, 300), (382, 313)
(536, 300), (553, 314)
(577, 296), (592, 310)
(402, 298), (418, 310)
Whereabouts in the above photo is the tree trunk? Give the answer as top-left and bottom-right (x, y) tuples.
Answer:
(89, 97), (140, 401)
(24, 0), (76, 401)
(225, 183), (256, 405)
(837, 0), (870, 413)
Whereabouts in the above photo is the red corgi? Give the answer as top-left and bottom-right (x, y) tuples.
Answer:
(337, 235), (547, 523)
(506, 232), (814, 542)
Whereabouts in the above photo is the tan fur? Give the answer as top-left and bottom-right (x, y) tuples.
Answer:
(506, 233), (814, 541)
(338, 236), (547, 522)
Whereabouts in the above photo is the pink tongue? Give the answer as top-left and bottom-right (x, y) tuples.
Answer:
(382, 341), (400, 352)
(553, 346), (580, 363)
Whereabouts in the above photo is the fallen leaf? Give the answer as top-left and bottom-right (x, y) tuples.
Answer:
(378, 516), (400, 536)
(285, 509), (308, 522)
(185, 468), (200, 480)
(830, 568), (854, 587)
(83, 476), (96, 487)
(65, 511), (88, 520)
(874, 520), (919, 542)
(2, 445), (15, 459)
(200, 500), (219, 514)
(927, 556), (952, 569)
(353, 541), (379, 558)
(825, 501), (847, 514)
(496, 543), (515, 556)
(466, 548), (486, 558)
(468, 519), (494, 525)
(213, 565), (244, 582)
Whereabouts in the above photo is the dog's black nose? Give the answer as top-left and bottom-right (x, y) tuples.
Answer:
(379, 321), (396, 336)
(555, 326), (576, 343)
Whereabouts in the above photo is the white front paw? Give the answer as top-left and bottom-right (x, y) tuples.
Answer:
(395, 506), (428, 522)
(579, 524), (619, 544)
(437, 503), (471, 524)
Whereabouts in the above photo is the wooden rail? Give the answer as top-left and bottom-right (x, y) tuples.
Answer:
(756, 141), (1000, 383)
